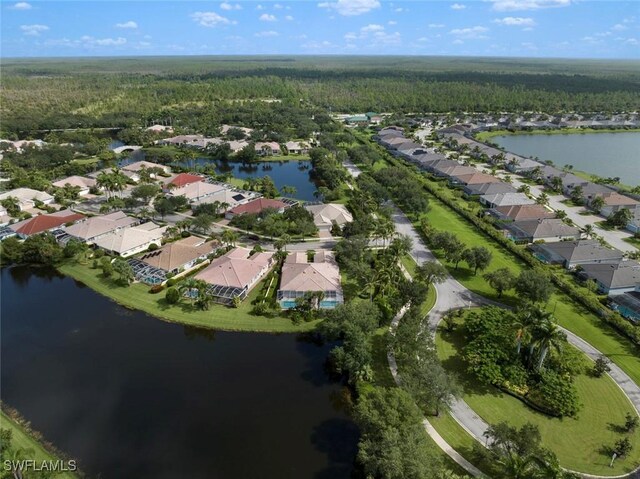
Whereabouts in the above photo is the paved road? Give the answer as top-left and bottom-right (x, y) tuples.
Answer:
(346, 159), (640, 477)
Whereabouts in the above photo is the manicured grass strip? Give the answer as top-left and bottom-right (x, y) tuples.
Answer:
(420, 185), (640, 386)
(0, 411), (78, 479)
(436, 323), (640, 476)
(58, 262), (317, 333)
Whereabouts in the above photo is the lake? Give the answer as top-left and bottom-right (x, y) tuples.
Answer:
(0, 266), (358, 479)
(491, 131), (640, 185)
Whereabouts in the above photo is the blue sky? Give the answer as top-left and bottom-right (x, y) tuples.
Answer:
(1, 0), (638, 58)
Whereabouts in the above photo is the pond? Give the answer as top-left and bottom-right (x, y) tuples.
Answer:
(0, 266), (358, 479)
(491, 131), (640, 185)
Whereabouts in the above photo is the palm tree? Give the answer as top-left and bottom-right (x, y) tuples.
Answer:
(96, 171), (115, 199)
(176, 219), (192, 232)
(221, 229), (238, 247)
(275, 233), (291, 251)
(536, 193), (549, 206)
(590, 195), (605, 213)
(518, 184), (531, 195)
(531, 318), (566, 371)
(178, 277), (201, 304)
(514, 307), (549, 355)
(375, 217), (395, 248)
(583, 224), (595, 239)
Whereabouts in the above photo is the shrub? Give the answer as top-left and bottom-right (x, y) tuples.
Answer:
(180, 231), (191, 238)
(165, 271), (175, 279)
(624, 413), (639, 433)
(165, 287), (180, 304)
(147, 243), (159, 251)
(149, 284), (164, 294)
(166, 278), (177, 287)
(614, 437), (633, 458)
(592, 355), (611, 377)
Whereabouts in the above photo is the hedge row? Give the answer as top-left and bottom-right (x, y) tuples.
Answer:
(378, 143), (640, 346)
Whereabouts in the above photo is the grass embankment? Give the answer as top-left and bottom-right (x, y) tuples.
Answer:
(435, 319), (640, 476)
(475, 127), (640, 142)
(0, 412), (78, 479)
(58, 262), (317, 333)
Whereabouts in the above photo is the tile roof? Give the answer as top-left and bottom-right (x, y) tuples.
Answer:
(580, 261), (640, 289)
(536, 240), (624, 263)
(492, 204), (556, 221)
(169, 173), (206, 188)
(305, 203), (353, 227)
(139, 237), (218, 271)
(93, 222), (167, 254)
(65, 211), (138, 240)
(507, 218), (580, 239)
(10, 210), (85, 236)
(168, 182), (226, 201)
(228, 198), (287, 215)
(279, 252), (342, 293)
(51, 176), (97, 189)
(195, 247), (273, 289)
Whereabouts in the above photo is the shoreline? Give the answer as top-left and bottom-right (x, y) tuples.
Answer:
(56, 263), (319, 334)
(475, 127), (640, 142)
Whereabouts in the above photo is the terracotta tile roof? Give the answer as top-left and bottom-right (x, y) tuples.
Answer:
(228, 198), (287, 216)
(195, 247), (273, 289)
(51, 176), (96, 189)
(279, 251), (342, 293)
(10, 210), (85, 236)
(169, 173), (205, 188)
(493, 204), (556, 221)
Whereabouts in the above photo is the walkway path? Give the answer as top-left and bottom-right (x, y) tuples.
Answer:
(345, 159), (640, 478)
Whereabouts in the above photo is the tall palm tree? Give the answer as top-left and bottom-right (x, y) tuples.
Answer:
(583, 224), (595, 239)
(536, 193), (549, 206)
(532, 318), (566, 371)
(96, 171), (114, 199)
(221, 229), (238, 247)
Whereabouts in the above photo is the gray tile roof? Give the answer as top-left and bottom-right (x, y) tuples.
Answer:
(580, 261), (640, 290)
(535, 239), (624, 264)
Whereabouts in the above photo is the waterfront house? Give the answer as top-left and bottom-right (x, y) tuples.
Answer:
(529, 239), (624, 269)
(285, 141), (310, 155)
(505, 157), (542, 174)
(611, 288), (640, 322)
(254, 142), (281, 156)
(627, 207), (640, 234)
(195, 247), (274, 304)
(502, 218), (581, 243)
(9, 210), (85, 238)
(166, 173), (206, 189)
(167, 181), (227, 204)
(278, 251), (343, 309)
(578, 261), (640, 296)
(93, 222), (167, 257)
(139, 236), (219, 274)
(596, 193), (639, 218)
(122, 161), (171, 176)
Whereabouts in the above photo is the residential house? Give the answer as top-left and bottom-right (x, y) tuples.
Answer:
(627, 207), (640, 234)
(366, 112), (382, 124)
(225, 198), (288, 219)
(0, 188), (54, 211)
(122, 161), (171, 176)
(345, 114), (369, 125)
(139, 236), (219, 274)
(305, 203), (353, 231)
(578, 261), (640, 296)
(145, 124), (174, 133)
(464, 182), (517, 197)
(502, 218), (581, 243)
(227, 140), (250, 153)
(450, 172), (501, 187)
(596, 193), (639, 218)
(278, 251), (344, 309)
(9, 210), (85, 238)
(194, 247), (275, 303)
(166, 173), (206, 189)
(480, 192), (535, 208)
(191, 187), (258, 211)
(433, 165), (476, 179)
(167, 182), (227, 204)
(529, 239), (624, 269)
(506, 157), (541, 174)
(65, 210), (138, 243)
(93, 222), (167, 257)
(285, 141), (310, 155)
(489, 204), (555, 222)
(254, 142), (281, 156)
(51, 176), (97, 196)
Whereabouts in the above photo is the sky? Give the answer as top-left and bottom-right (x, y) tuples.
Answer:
(1, 0), (639, 58)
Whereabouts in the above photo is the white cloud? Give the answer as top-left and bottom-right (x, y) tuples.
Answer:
(452, 39), (464, 44)
(254, 30), (279, 37)
(302, 40), (334, 50)
(274, 3), (284, 9)
(361, 23), (384, 32)
(612, 23), (627, 31)
(394, 7), (405, 12)
(624, 37), (638, 45)
(318, 0), (381, 16)
(191, 11), (235, 27)
(451, 3), (466, 10)
(11, 2), (32, 10)
(138, 41), (151, 47)
(256, 4), (264, 10)
(490, 0), (570, 11)
(115, 20), (138, 29)
(20, 24), (48, 36)
(388, 20), (397, 25)
(220, 2), (242, 10)
(494, 16), (535, 26)
(428, 23), (445, 28)
(521, 41), (537, 49)
(259, 13), (277, 21)
(95, 37), (127, 46)
(449, 26), (489, 39)
(285, 15), (294, 20)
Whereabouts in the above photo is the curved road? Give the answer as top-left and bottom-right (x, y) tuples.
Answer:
(345, 160), (640, 478)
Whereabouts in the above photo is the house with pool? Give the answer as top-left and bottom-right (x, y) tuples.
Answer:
(277, 251), (344, 309)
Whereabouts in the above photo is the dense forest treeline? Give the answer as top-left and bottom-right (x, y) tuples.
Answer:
(2, 56), (639, 137)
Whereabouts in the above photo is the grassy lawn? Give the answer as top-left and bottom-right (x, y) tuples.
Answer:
(0, 412), (78, 479)
(624, 236), (640, 249)
(436, 321), (640, 476)
(58, 262), (318, 333)
(71, 156), (100, 165)
(257, 154), (311, 162)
